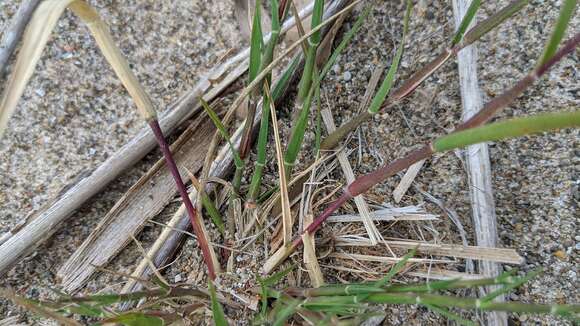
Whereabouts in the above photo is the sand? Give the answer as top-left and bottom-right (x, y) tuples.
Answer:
(0, 0), (577, 324)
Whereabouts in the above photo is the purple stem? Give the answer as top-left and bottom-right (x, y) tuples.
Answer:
(148, 119), (217, 280)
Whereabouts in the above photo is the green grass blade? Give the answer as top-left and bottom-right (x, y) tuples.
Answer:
(209, 281), (228, 326)
(451, 0), (481, 45)
(200, 98), (244, 169)
(105, 313), (164, 326)
(257, 264), (293, 316)
(537, 0), (577, 67)
(310, 0), (324, 44)
(480, 269), (542, 303)
(249, 0), (263, 83)
(422, 304), (477, 326)
(314, 76), (322, 156)
(284, 89), (314, 175)
(374, 247), (417, 287)
(201, 192), (225, 235)
(296, 0), (324, 101)
(462, 0), (528, 47)
(261, 0), (281, 84)
(247, 94), (271, 201)
(320, 6), (371, 79)
(433, 111), (580, 152)
(261, 264), (295, 287)
(367, 0), (413, 114)
(272, 55), (300, 100)
(248, 56), (298, 200)
(272, 299), (301, 326)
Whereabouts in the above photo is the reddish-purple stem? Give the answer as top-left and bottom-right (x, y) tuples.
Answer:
(148, 119), (217, 280)
(456, 32), (580, 132)
(289, 145), (432, 249)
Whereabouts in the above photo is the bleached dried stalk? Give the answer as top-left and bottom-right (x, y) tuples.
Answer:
(452, 1), (506, 325)
(329, 252), (452, 265)
(320, 62), (384, 244)
(303, 214), (324, 287)
(0, 0), (41, 77)
(327, 205), (438, 223)
(393, 159), (425, 203)
(331, 237), (523, 264)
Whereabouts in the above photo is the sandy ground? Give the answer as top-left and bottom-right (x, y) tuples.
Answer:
(0, 0), (578, 324)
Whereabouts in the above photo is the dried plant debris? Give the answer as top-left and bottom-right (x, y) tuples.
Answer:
(0, 0), (578, 324)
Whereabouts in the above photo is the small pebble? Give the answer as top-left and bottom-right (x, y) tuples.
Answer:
(342, 71), (352, 81)
(35, 89), (45, 97)
(553, 250), (567, 260)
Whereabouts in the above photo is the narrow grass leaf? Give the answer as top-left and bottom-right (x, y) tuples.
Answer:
(537, 0), (577, 67)
(272, 299), (301, 326)
(434, 111), (580, 152)
(451, 0), (481, 45)
(320, 6), (371, 79)
(209, 281), (228, 326)
(261, 264), (295, 287)
(480, 269), (542, 303)
(105, 313), (163, 326)
(249, 0), (263, 83)
(367, 0), (412, 114)
(314, 77), (323, 155)
(63, 303), (104, 318)
(200, 98), (244, 168)
(272, 55), (300, 101)
(248, 57), (299, 200)
(257, 264), (294, 316)
(374, 247), (417, 287)
(0, 288), (81, 326)
(296, 0), (324, 101)
(422, 303), (476, 326)
(186, 169), (225, 234)
(462, 0), (528, 47)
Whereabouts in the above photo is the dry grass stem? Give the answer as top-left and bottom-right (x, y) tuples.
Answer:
(331, 237), (523, 264)
(393, 159), (426, 203)
(302, 214), (325, 287)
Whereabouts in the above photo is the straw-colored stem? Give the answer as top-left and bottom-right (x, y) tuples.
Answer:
(69, 1), (156, 120)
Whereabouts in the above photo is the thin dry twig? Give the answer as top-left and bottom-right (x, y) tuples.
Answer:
(0, 0), (41, 77)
